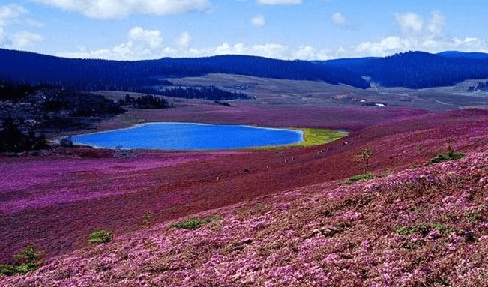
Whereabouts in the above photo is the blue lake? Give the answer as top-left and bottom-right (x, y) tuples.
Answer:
(71, 122), (303, 150)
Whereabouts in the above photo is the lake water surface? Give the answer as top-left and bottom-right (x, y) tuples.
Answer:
(71, 122), (303, 150)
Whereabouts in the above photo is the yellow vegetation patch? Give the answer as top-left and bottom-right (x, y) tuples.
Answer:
(292, 128), (348, 147)
(252, 127), (348, 151)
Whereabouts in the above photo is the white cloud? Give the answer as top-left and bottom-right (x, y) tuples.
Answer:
(128, 26), (162, 49)
(330, 12), (356, 29)
(332, 11), (487, 58)
(10, 31), (43, 49)
(0, 4), (27, 26)
(292, 45), (330, 60)
(0, 4), (28, 38)
(29, 0), (210, 19)
(58, 32), (488, 61)
(258, 0), (302, 5)
(57, 11), (488, 61)
(426, 11), (446, 38)
(353, 36), (410, 57)
(331, 12), (346, 26)
(343, 36), (488, 59)
(175, 31), (192, 47)
(187, 42), (325, 60)
(59, 26), (164, 59)
(395, 12), (424, 35)
(251, 15), (266, 26)
(0, 4), (44, 49)
(331, 11), (355, 29)
(60, 38), (335, 61)
(248, 43), (288, 58)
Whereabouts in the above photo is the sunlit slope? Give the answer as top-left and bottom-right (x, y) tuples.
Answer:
(3, 150), (488, 286)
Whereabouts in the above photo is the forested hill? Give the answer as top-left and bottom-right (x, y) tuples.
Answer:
(317, 51), (488, 88)
(0, 49), (173, 92)
(2, 48), (488, 90)
(0, 49), (368, 90)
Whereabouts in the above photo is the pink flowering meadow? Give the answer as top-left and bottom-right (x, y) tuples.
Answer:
(3, 150), (488, 286)
(0, 151), (230, 214)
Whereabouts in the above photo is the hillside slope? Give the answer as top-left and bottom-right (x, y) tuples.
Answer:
(2, 150), (488, 286)
(1, 108), (488, 286)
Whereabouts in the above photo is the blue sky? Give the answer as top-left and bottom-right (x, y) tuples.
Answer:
(1, 0), (487, 60)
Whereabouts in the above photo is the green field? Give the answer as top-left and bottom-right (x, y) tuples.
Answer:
(252, 128), (348, 151)
(292, 128), (348, 147)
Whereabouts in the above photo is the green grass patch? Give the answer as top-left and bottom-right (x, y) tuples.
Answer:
(0, 245), (43, 276)
(395, 223), (455, 236)
(430, 146), (465, 164)
(433, 223), (455, 234)
(253, 127), (348, 151)
(430, 152), (465, 164)
(88, 230), (113, 244)
(342, 173), (375, 185)
(292, 128), (348, 147)
(171, 215), (220, 229)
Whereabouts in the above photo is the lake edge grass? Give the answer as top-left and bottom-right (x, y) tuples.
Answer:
(251, 127), (348, 151)
(291, 127), (348, 147)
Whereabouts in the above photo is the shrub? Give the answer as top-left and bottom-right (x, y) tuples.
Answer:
(201, 215), (220, 224)
(395, 226), (417, 235)
(142, 211), (154, 226)
(342, 173), (375, 185)
(395, 223), (455, 236)
(0, 245), (43, 276)
(171, 216), (220, 229)
(88, 230), (113, 244)
(355, 148), (373, 173)
(0, 117), (49, 152)
(171, 218), (202, 229)
(430, 146), (465, 164)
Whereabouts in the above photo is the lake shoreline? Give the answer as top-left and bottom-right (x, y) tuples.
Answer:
(69, 122), (306, 151)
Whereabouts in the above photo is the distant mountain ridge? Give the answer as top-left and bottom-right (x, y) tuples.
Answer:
(318, 51), (488, 88)
(1, 48), (488, 90)
(436, 51), (488, 59)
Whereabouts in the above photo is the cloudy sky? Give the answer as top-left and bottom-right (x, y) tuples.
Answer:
(1, 0), (487, 60)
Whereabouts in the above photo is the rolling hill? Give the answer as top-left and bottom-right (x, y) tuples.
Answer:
(3, 49), (488, 91)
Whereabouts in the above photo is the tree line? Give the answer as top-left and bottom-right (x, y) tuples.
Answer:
(119, 94), (171, 109)
(158, 86), (251, 101)
(0, 117), (48, 153)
